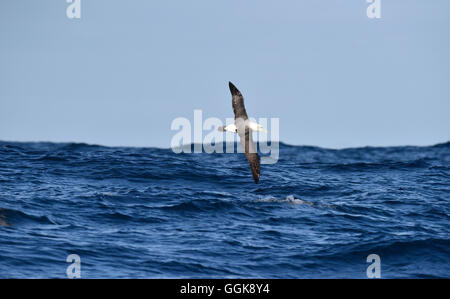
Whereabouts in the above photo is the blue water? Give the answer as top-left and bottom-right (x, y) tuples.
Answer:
(0, 141), (449, 278)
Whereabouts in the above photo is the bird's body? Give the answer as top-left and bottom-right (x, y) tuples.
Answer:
(220, 82), (267, 184)
(219, 122), (266, 134)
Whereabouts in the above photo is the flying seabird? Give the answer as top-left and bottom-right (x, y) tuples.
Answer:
(218, 82), (268, 184)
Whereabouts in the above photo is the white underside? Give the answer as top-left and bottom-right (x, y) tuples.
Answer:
(223, 122), (267, 134)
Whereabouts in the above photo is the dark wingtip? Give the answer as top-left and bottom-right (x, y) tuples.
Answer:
(228, 81), (241, 96)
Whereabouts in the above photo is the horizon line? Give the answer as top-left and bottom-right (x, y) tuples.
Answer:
(0, 139), (449, 151)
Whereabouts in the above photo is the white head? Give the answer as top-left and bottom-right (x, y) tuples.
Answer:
(218, 124), (237, 133)
(225, 124), (237, 133)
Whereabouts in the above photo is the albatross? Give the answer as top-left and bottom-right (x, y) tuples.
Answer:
(218, 82), (268, 184)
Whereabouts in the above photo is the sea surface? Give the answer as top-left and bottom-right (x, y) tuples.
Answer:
(0, 141), (449, 278)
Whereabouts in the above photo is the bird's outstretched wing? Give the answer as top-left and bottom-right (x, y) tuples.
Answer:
(229, 82), (260, 183)
(229, 82), (248, 120)
(241, 127), (260, 183)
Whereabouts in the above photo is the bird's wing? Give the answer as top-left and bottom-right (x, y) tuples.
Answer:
(238, 126), (260, 184)
(229, 82), (248, 120)
(229, 81), (260, 183)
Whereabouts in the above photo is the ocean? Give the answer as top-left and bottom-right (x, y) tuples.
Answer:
(0, 141), (449, 278)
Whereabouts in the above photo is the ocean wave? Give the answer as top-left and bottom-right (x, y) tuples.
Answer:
(0, 208), (56, 227)
(0, 140), (449, 278)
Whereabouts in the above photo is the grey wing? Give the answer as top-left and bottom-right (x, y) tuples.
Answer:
(238, 127), (260, 184)
(229, 82), (248, 120)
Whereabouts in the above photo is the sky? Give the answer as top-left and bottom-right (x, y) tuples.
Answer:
(0, 0), (449, 148)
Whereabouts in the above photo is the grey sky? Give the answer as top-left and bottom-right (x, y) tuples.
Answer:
(1, 0), (449, 148)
